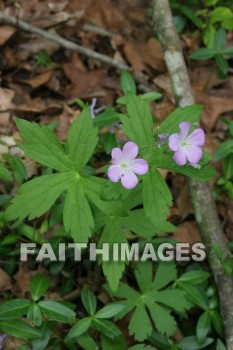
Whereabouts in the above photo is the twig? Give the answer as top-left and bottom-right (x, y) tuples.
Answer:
(153, 1), (233, 349)
(83, 23), (114, 38)
(0, 11), (129, 70)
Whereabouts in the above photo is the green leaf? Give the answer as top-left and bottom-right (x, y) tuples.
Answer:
(92, 318), (121, 339)
(153, 262), (177, 291)
(30, 274), (51, 301)
(0, 162), (12, 181)
(63, 180), (94, 243)
(129, 345), (157, 350)
(215, 55), (228, 74)
(140, 92), (162, 102)
(221, 46), (233, 57)
(100, 219), (127, 291)
(178, 270), (210, 284)
(147, 302), (176, 337)
(0, 299), (31, 319)
(177, 336), (214, 350)
(101, 335), (127, 350)
(95, 303), (125, 319)
(67, 107), (98, 171)
(159, 105), (202, 135)
(210, 7), (233, 29)
(196, 311), (211, 342)
(203, 25), (216, 48)
(190, 48), (216, 60)
(93, 110), (120, 128)
(142, 168), (173, 229)
(214, 140), (233, 160)
(129, 304), (153, 341)
(153, 289), (188, 313)
(5, 172), (76, 221)
(66, 317), (92, 340)
(214, 28), (226, 51)
(15, 118), (74, 172)
(81, 287), (97, 315)
(0, 319), (40, 339)
(223, 155), (233, 180)
(3, 153), (27, 184)
(76, 334), (98, 350)
(135, 262), (153, 294)
(38, 301), (76, 323)
(178, 282), (209, 310)
(210, 310), (224, 336)
(27, 303), (43, 327)
(180, 6), (204, 29)
(120, 70), (136, 95)
(216, 339), (227, 350)
(120, 93), (154, 151)
(120, 209), (176, 237)
(153, 149), (216, 182)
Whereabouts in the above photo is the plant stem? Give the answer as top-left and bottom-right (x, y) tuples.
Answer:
(153, 1), (233, 348)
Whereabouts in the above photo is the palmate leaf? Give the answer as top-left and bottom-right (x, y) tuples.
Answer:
(5, 172), (77, 221)
(106, 262), (187, 341)
(6, 108), (101, 243)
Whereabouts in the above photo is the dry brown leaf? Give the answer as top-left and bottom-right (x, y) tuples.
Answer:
(153, 75), (175, 103)
(195, 89), (233, 130)
(17, 70), (53, 88)
(0, 87), (15, 112)
(124, 38), (165, 73)
(0, 24), (16, 45)
(177, 185), (193, 219)
(63, 66), (107, 100)
(56, 104), (79, 141)
(13, 264), (31, 297)
(0, 267), (12, 292)
(172, 221), (202, 244)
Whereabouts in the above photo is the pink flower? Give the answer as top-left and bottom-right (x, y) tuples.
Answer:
(169, 122), (205, 166)
(108, 141), (148, 189)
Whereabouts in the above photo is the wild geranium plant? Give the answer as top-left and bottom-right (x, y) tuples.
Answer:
(5, 71), (214, 290)
(1, 71), (219, 349)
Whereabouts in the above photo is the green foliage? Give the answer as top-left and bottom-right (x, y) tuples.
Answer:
(30, 274), (51, 301)
(105, 262), (189, 341)
(65, 287), (124, 342)
(191, 28), (233, 75)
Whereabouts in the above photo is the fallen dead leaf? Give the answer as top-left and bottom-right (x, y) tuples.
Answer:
(0, 25), (16, 45)
(13, 264), (31, 297)
(0, 267), (12, 292)
(177, 185), (194, 219)
(0, 88), (15, 112)
(172, 221), (202, 244)
(17, 70), (53, 88)
(124, 38), (165, 73)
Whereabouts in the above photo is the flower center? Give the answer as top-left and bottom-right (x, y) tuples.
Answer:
(119, 161), (130, 171)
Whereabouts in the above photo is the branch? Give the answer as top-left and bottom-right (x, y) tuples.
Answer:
(153, 1), (233, 349)
(0, 11), (129, 70)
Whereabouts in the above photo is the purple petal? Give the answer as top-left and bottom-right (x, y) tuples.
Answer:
(111, 147), (122, 164)
(90, 97), (97, 110)
(173, 149), (187, 166)
(185, 146), (202, 165)
(121, 170), (138, 189)
(130, 159), (148, 175)
(169, 133), (181, 151)
(122, 141), (138, 160)
(186, 128), (205, 147)
(108, 165), (122, 182)
(179, 122), (191, 140)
